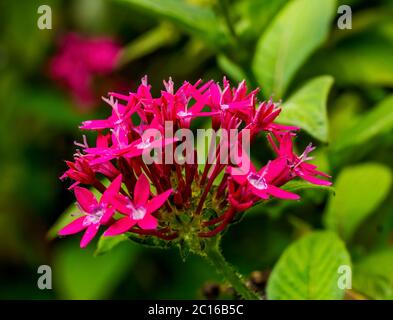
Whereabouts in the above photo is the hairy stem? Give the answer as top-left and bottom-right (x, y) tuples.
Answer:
(201, 237), (260, 300)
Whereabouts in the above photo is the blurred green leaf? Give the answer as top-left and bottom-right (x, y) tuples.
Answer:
(329, 8), (393, 45)
(281, 179), (334, 194)
(118, 23), (179, 66)
(47, 204), (79, 241)
(252, 0), (336, 98)
(267, 231), (351, 300)
(278, 76), (333, 142)
(332, 95), (393, 153)
(95, 234), (130, 256)
(353, 249), (393, 299)
(324, 163), (392, 241)
(116, 0), (229, 47)
(54, 239), (137, 299)
(217, 54), (248, 83)
(235, 0), (288, 42)
(328, 93), (362, 142)
(17, 88), (86, 130)
(321, 41), (393, 88)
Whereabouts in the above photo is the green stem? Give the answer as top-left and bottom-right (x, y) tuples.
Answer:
(217, 0), (238, 43)
(202, 237), (260, 300)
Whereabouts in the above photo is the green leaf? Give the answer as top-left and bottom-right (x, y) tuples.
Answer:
(309, 38), (393, 88)
(332, 95), (393, 153)
(118, 23), (179, 66)
(324, 163), (392, 241)
(353, 249), (393, 300)
(278, 76), (333, 142)
(53, 239), (137, 299)
(116, 0), (229, 47)
(47, 205), (79, 240)
(217, 55), (249, 83)
(18, 88), (85, 130)
(267, 231), (351, 300)
(95, 234), (130, 256)
(281, 179), (335, 194)
(252, 0), (336, 98)
(235, 0), (288, 41)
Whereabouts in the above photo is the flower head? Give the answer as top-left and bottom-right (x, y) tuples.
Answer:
(59, 77), (331, 247)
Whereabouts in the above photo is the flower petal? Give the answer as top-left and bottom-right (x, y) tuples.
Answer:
(101, 174), (123, 205)
(58, 216), (86, 235)
(80, 223), (100, 248)
(138, 214), (158, 230)
(301, 174), (332, 186)
(251, 187), (269, 200)
(134, 174), (150, 207)
(146, 189), (172, 214)
(268, 185), (300, 200)
(103, 217), (136, 236)
(74, 187), (97, 213)
(101, 206), (116, 224)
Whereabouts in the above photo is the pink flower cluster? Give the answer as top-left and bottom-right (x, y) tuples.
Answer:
(60, 77), (331, 247)
(50, 33), (121, 107)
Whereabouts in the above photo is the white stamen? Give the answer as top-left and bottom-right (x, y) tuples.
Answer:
(83, 207), (105, 226)
(136, 139), (152, 150)
(177, 111), (192, 118)
(132, 207), (146, 220)
(247, 172), (267, 190)
(74, 135), (89, 149)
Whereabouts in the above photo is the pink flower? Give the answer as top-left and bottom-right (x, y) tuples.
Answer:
(49, 33), (120, 107)
(270, 133), (332, 186)
(228, 157), (300, 201)
(59, 77), (332, 244)
(58, 175), (123, 248)
(104, 174), (172, 236)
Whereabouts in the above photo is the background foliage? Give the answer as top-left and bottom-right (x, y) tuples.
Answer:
(0, 0), (392, 299)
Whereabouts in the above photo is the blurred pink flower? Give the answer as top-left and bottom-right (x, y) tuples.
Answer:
(49, 33), (121, 108)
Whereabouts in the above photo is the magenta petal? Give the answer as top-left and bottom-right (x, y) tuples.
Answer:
(101, 174), (123, 205)
(268, 185), (300, 200)
(138, 214), (158, 230)
(58, 216), (86, 235)
(146, 189), (172, 214)
(302, 174), (332, 186)
(74, 187), (97, 213)
(80, 119), (111, 130)
(229, 168), (248, 185)
(251, 187), (269, 200)
(103, 217), (136, 236)
(134, 174), (150, 207)
(101, 206), (116, 224)
(80, 223), (100, 248)
(280, 133), (293, 156)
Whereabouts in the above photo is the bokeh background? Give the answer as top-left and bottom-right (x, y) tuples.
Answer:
(0, 0), (392, 299)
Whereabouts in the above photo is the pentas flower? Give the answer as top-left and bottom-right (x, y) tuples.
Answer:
(59, 77), (331, 248)
(268, 132), (332, 186)
(228, 157), (300, 201)
(59, 175), (122, 247)
(104, 174), (172, 235)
